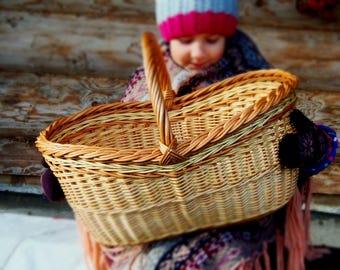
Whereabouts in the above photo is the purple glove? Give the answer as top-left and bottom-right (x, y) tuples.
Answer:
(40, 159), (65, 202)
(279, 109), (338, 175)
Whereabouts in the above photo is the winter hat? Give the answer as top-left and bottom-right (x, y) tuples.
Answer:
(156, 0), (238, 41)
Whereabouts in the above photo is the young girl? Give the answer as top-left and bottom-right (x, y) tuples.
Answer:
(110, 1), (337, 269)
(41, 0), (337, 269)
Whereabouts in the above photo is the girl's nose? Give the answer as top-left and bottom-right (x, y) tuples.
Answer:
(190, 41), (206, 60)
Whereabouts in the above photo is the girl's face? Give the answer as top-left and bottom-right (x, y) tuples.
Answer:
(169, 34), (226, 72)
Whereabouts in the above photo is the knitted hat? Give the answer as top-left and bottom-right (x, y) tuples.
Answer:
(156, 0), (238, 41)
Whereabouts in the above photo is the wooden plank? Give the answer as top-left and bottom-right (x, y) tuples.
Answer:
(1, 74), (337, 138)
(312, 167), (340, 195)
(1, 73), (339, 196)
(0, 0), (155, 21)
(0, 71), (128, 136)
(0, 0), (339, 196)
(239, 0), (340, 30)
(1, 0), (339, 31)
(0, 11), (155, 77)
(296, 90), (340, 195)
(296, 90), (340, 129)
(0, 70), (127, 177)
(0, 137), (43, 176)
(0, 10), (339, 90)
(241, 25), (340, 92)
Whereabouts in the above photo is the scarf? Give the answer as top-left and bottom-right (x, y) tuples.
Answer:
(121, 30), (271, 102)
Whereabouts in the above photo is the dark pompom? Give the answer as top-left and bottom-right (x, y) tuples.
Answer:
(278, 133), (302, 168)
(279, 109), (337, 176)
(289, 109), (314, 132)
(40, 168), (65, 202)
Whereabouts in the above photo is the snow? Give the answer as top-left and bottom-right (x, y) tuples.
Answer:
(0, 213), (87, 270)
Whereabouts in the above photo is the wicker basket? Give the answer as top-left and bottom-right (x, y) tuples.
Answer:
(36, 32), (299, 246)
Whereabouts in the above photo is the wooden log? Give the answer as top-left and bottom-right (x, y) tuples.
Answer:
(0, 71), (128, 136)
(296, 89), (340, 194)
(0, 10), (339, 90)
(0, 72), (339, 195)
(239, 0), (340, 30)
(1, 73), (337, 138)
(312, 167), (340, 195)
(240, 25), (340, 92)
(1, 0), (339, 30)
(0, 136), (43, 176)
(0, 11), (154, 77)
(0, 0), (155, 21)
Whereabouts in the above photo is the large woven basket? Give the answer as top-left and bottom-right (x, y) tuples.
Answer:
(36, 32), (299, 245)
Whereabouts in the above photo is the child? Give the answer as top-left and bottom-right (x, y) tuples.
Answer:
(42, 0), (337, 269)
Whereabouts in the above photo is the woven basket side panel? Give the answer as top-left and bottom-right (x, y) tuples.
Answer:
(37, 70), (299, 245)
(74, 167), (298, 245)
(52, 113), (161, 149)
(46, 109), (298, 245)
(48, 110), (292, 210)
(170, 82), (282, 141)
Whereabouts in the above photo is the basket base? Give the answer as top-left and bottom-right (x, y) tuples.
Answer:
(73, 167), (298, 246)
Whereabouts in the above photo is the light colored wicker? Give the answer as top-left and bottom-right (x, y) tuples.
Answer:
(36, 32), (299, 246)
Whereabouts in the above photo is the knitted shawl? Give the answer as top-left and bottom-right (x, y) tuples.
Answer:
(121, 30), (271, 102)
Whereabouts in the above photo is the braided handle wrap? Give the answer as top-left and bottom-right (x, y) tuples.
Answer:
(141, 32), (185, 164)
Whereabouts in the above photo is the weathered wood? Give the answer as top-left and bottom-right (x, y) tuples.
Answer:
(0, 71), (127, 136)
(241, 25), (340, 92)
(0, 137), (43, 176)
(0, 71), (339, 195)
(296, 90), (340, 194)
(296, 90), (340, 131)
(239, 0), (340, 30)
(0, 11), (155, 77)
(0, 0), (155, 21)
(1, 0), (339, 30)
(0, 0), (339, 199)
(1, 71), (338, 137)
(312, 167), (340, 195)
(0, 9), (339, 90)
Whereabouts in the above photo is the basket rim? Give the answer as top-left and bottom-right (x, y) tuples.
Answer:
(36, 90), (296, 167)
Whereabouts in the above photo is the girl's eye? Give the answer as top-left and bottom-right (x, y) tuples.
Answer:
(178, 38), (193, 45)
(206, 37), (220, 44)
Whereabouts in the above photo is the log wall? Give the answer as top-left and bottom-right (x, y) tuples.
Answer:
(0, 0), (339, 194)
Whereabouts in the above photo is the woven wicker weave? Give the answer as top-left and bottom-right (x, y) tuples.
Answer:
(36, 32), (299, 245)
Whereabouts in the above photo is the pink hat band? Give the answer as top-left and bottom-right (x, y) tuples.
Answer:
(158, 11), (238, 41)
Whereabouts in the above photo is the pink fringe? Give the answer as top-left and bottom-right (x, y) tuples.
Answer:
(262, 242), (271, 270)
(77, 219), (109, 270)
(235, 259), (254, 270)
(255, 255), (262, 270)
(235, 241), (272, 270)
(304, 179), (312, 246)
(276, 229), (284, 270)
(285, 182), (307, 270)
(283, 177), (329, 270)
(76, 178), (333, 270)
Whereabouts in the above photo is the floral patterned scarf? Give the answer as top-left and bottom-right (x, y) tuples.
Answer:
(121, 30), (271, 102)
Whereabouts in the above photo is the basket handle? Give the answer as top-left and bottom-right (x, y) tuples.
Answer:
(141, 32), (185, 165)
